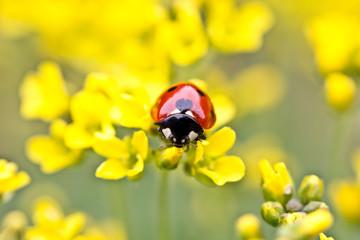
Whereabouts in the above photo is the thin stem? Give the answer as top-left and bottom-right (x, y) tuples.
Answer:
(159, 171), (171, 240)
(329, 112), (351, 179)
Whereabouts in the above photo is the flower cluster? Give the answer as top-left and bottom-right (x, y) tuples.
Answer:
(0, 197), (126, 240)
(21, 61), (245, 186)
(254, 160), (333, 239)
(305, 12), (359, 112)
(0, 0), (273, 70)
(234, 160), (334, 240)
(0, 159), (30, 203)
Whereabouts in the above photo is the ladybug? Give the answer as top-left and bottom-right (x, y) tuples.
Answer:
(151, 82), (216, 148)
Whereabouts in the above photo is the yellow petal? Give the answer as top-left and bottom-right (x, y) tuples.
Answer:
(127, 157), (144, 178)
(64, 123), (94, 149)
(50, 119), (67, 138)
(0, 171), (31, 193)
(70, 91), (111, 126)
(19, 62), (69, 121)
(32, 197), (64, 225)
(131, 130), (148, 160)
(63, 212), (86, 239)
(212, 94), (236, 130)
(93, 133), (129, 159)
(27, 135), (82, 174)
(115, 87), (152, 130)
(211, 155), (246, 183)
(204, 127), (236, 157)
(95, 159), (128, 180)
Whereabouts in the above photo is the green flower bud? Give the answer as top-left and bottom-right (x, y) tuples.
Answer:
(261, 201), (285, 227)
(279, 212), (306, 225)
(303, 201), (329, 214)
(298, 175), (324, 205)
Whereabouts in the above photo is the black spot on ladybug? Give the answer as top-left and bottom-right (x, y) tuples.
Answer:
(167, 86), (178, 92)
(197, 89), (205, 97)
(176, 98), (193, 113)
(210, 109), (215, 118)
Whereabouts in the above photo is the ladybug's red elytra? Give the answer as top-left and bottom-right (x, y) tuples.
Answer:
(151, 82), (216, 148)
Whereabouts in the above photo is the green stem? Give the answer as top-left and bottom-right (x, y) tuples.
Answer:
(106, 181), (131, 239)
(159, 171), (171, 240)
(329, 112), (351, 179)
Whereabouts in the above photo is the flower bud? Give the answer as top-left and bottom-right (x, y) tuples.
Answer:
(235, 214), (261, 240)
(156, 147), (184, 170)
(279, 212), (306, 225)
(261, 201), (285, 227)
(298, 175), (324, 205)
(302, 201), (328, 214)
(259, 160), (294, 206)
(285, 198), (303, 212)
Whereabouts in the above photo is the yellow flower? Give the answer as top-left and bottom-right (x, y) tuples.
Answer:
(324, 72), (356, 111)
(19, 61), (69, 121)
(25, 197), (86, 240)
(113, 86), (153, 131)
(306, 13), (360, 73)
(185, 127), (245, 186)
(320, 232), (335, 240)
(259, 159), (294, 206)
(0, 159), (30, 199)
(331, 180), (360, 223)
(158, 0), (208, 65)
(235, 214), (262, 240)
(26, 119), (83, 173)
(206, 0), (274, 53)
(64, 90), (115, 149)
(94, 130), (148, 180)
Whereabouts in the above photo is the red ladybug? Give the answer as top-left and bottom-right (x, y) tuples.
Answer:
(151, 82), (216, 148)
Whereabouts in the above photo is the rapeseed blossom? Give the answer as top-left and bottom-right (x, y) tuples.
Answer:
(94, 131), (148, 180)
(319, 232), (335, 240)
(259, 159), (294, 206)
(27, 119), (83, 173)
(185, 127), (245, 186)
(0, 159), (30, 201)
(0, 197), (126, 240)
(259, 160), (331, 233)
(19, 62), (69, 121)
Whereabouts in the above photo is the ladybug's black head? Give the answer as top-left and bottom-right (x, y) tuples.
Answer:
(157, 114), (204, 148)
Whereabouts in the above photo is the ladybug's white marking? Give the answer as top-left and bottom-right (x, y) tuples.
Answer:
(162, 128), (171, 139)
(188, 131), (198, 141)
(185, 110), (194, 118)
(170, 109), (181, 115)
(173, 138), (177, 142)
(181, 139), (185, 143)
